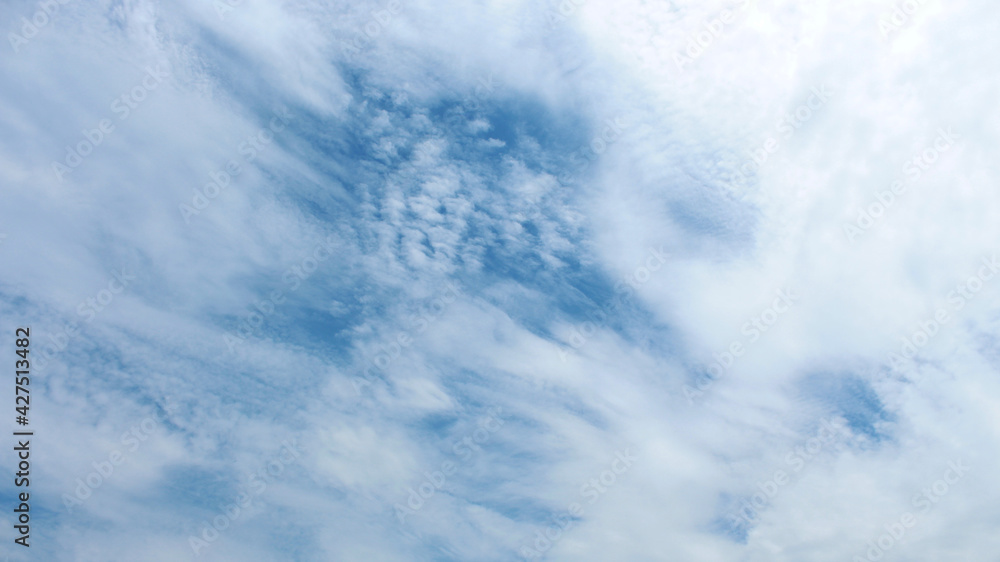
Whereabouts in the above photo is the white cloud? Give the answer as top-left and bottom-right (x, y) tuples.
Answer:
(2, 0), (999, 559)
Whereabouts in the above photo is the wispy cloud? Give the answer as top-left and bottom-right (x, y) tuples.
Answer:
(1, 0), (999, 559)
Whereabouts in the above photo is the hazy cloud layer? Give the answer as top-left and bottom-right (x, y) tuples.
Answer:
(1, 0), (998, 560)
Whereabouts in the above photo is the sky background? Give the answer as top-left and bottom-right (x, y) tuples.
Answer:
(1, 0), (999, 560)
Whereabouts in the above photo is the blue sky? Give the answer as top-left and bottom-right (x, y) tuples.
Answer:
(1, 0), (998, 560)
